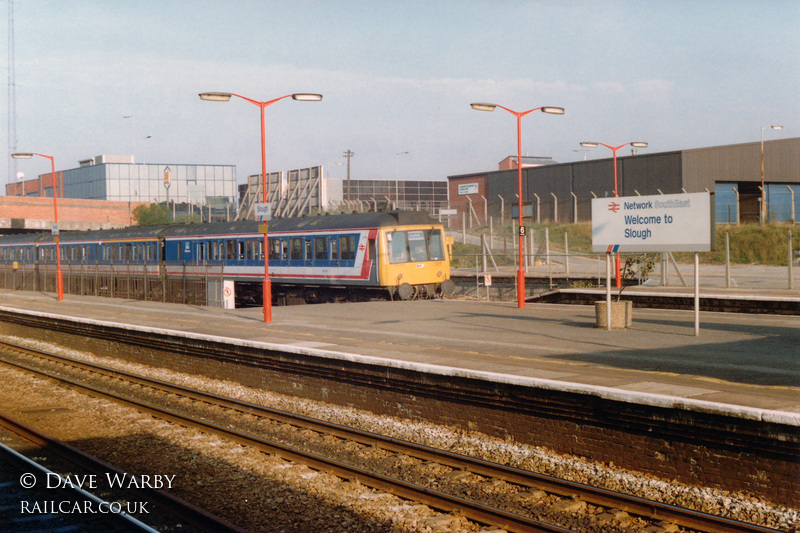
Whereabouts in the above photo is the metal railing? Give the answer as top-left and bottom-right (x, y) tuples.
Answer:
(0, 262), (224, 306)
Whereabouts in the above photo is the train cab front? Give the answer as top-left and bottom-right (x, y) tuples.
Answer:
(379, 225), (455, 300)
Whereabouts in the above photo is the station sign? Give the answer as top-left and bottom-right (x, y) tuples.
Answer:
(254, 203), (271, 221)
(591, 192), (714, 252)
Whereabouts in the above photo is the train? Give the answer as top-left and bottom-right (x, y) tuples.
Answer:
(0, 210), (455, 306)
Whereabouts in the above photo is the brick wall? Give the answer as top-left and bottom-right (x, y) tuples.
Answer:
(0, 196), (148, 229)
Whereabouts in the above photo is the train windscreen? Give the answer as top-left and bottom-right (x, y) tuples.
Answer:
(387, 229), (445, 263)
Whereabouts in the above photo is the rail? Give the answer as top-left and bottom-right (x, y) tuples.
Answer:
(0, 338), (782, 533)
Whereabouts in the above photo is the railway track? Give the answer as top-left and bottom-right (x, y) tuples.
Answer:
(0, 415), (243, 533)
(0, 338), (784, 533)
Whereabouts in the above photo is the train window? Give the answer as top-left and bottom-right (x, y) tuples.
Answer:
(387, 232), (408, 263)
(407, 231), (427, 261)
(314, 237), (327, 260)
(340, 235), (356, 261)
(226, 240), (236, 261)
(238, 241), (245, 260)
(387, 230), (444, 263)
(305, 239), (312, 261)
(428, 230), (444, 260)
(245, 240), (252, 261)
(197, 243), (206, 261)
(268, 238), (281, 260)
(330, 238), (338, 260)
(289, 238), (302, 260)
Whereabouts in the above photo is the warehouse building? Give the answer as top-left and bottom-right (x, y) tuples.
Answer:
(449, 138), (800, 225)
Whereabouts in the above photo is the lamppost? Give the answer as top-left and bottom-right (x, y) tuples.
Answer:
(760, 125), (783, 225)
(580, 141), (648, 287)
(199, 91), (322, 323)
(12, 152), (63, 301)
(471, 102), (564, 309)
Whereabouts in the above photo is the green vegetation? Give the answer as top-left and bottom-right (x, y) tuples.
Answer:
(451, 222), (799, 266)
(133, 204), (203, 225)
(133, 204), (171, 225)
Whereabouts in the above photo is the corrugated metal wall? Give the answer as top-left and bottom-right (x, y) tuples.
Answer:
(469, 138), (799, 223)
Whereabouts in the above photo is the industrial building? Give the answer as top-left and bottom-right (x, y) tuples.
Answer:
(5, 155), (237, 221)
(448, 137), (800, 226)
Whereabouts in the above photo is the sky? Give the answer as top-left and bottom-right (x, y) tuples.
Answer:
(4, 0), (799, 186)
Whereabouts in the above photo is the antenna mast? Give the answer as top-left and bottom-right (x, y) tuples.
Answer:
(8, 0), (17, 186)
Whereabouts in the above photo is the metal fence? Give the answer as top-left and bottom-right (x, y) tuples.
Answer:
(452, 227), (799, 297)
(0, 263), (224, 306)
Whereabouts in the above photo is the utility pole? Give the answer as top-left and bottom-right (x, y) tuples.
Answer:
(343, 150), (354, 202)
(8, 0), (18, 185)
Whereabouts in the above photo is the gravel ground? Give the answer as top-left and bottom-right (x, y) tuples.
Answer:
(1, 334), (798, 532)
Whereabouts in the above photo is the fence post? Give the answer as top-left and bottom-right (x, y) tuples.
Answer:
(725, 233), (731, 289)
(564, 232), (569, 275)
(789, 230), (794, 290)
(572, 192), (578, 223)
(545, 227), (550, 266)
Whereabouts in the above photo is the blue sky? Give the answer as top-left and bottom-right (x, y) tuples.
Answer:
(5, 0), (798, 185)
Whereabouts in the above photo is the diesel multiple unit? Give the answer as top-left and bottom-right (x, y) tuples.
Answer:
(0, 211), (454, 306)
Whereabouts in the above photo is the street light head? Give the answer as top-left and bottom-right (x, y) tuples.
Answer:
(630, 142), (648, 148)
(199, 92), (232, 102)
(772, 125), (784, 130)
(541, 107), (565, 115)
(291, 93), (323, 101)
(11, 153), (33, 159)
(470, 103), (497, 112)
(580, 142), (598, 148)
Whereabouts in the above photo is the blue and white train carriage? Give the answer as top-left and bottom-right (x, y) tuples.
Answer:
(0, 211), (454, 305)
(161, 210), (454, 304)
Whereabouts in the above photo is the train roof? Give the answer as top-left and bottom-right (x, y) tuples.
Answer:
(160, 211), (440, 238)
(0, 232), (45, 244)
(36, 225), (171, 244)
(0, 211), (441, 245)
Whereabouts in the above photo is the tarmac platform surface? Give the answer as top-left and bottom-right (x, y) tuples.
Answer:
(0, 289), (798, 422)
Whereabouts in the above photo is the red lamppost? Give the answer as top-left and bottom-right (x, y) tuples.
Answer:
(580, 141), (648, 287)
(199, 91), (322, 323)
(12, 152), (63, 301)
(471, 102), (564, 308)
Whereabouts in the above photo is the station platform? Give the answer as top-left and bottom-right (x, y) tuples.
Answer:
(0, 289), (798, 424)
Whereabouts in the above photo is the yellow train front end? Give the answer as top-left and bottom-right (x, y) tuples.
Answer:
(377, 222), (455, 300)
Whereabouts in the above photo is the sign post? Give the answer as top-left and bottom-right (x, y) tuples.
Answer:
(592, 192), (714, 335)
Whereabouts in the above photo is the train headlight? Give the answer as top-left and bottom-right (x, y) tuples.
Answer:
(437, 270), (443, 277)
(397, 273), (403, 280)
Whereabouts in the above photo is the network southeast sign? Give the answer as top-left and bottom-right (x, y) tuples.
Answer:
(592, 192), (714, 253)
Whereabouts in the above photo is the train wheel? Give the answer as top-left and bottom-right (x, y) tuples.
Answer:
(439, 279), (456, 297)
(397, 283), (414, 300)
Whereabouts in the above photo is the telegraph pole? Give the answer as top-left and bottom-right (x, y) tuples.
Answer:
(343, 150), (354, 202)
